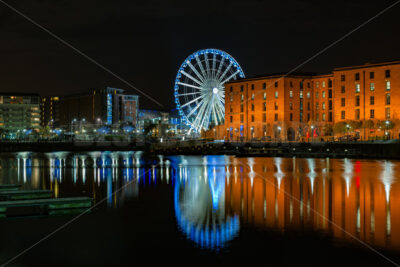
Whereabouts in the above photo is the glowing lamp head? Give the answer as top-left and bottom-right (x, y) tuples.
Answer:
(213, 87), (219, 94)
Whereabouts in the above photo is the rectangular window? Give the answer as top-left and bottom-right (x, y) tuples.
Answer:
(341, 75), (345, 81)
(322, 102), (326, 110)
(355, 95), (360, 106)
(263, 82), (266, 89)
(328, 90), (332, 98)
(240, 85), (244, 92)
(355, 83), (360, 93)
(370, 96), (374, 105)
(300, 91), (303, 99)
(328, 79), (332, 88)
(329, 112), (332, 122)
(263, 102), (266, 111)
(307, 113), (310, 122)
(263, 92), (267, 100)
(386, 81), (391, 90)
(322, 113), (326, 121)
(386, 107), (390, 119)
(230, 86), (233, 92)
(230, 116), (233, 123)
(322, 81), (326, 88)
(316, 92), (319, 98)
(240, 114), (244, 123)
(370, 72), (374, 79)
(274, 102), (278, 110)
(307, 102), (310, 111)
(341, 86), (345, 93)
(251, 115), (254, 122)
(230, 106), (233, 112)
(251, 84), (254, 90)
(290, 102), (293, 110)
(370, 83), (375, 91)
(355, 109), (360, 120)
(385, 69), (391, 78)
(341, 110), (345, 120)
(275, 91), (278, 98)
(355, 73), (360, 81)
(230, 95), (233, 102)
(316, 82), (319, 88)
(262, 113), (266, 122)
(306, 92), (310, 98)
(289, 90), (293, 98)
(290, 81), (293, 87)
(251, 103), (255, 111)
(370, 109), (374, 119)
(316, 102), (319, 110)
(322, 91), (326, 98)
(316, 113), (319, 121)
(290, 113), (293, 121)
(329, 100), (332, 110)
(274, 82), (278, 88)
(300, 81), (303, 89)
(274, 114), (278, 121)
(386, 93), (391, 105)
(251, 93), (255, 100)
(241, 94), (244, 101)
(307, 82), (310, 88)
(240, 104), (243, 112)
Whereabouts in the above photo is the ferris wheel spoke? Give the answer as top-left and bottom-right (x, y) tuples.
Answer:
(177, 82), (204, 91)
(193, 100), (209, 131)
(181, 70), (203, 86)
(186, 97), (206, 118)
(187, 61), (206, 83)
(220, 70), (240, 85)
(217, 62), (233, 82)
(204, 53), (211, 78)
(215, 57), (225, 80)
(211, 53), (217, 78)
(214, 103), (224, 124)
(176, 92), (202, 97)
(195, 55), (208, 80)
(180, 94), (204, 108)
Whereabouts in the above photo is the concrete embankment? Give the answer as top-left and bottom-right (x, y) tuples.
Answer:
(1, 140), (400, 159)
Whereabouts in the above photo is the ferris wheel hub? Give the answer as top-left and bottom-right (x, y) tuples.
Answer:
(212, 87), (219, 94)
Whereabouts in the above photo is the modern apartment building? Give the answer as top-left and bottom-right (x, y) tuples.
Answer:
(0, 92), (41, 132)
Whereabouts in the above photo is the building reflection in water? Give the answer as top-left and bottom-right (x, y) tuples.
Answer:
(1, 153), (400, 252)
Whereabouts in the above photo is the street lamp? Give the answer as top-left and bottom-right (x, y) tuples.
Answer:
(385, 120), (390, 139)
(311, 125), (314, 142)
(346, 124), (350, 141)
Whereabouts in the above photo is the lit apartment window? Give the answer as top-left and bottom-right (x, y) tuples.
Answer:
(263, 102), (266, 111)
(274, 114), (278, 121)
(322, 81), (326, 87)
(316, 102), (319, 110)
(306, 92), (310, 98)
(263, 83), (267, 89)
(370, 83), (375, 91)
(251, 93), (255, 100)
(275, 91), (278, 98)
(290, 113), (293, 121)
(322, 91), (326, 98)
(322, 102), (326, 110)
(263, 113), (266, 122)
(263, 92), (266, 100)
(385, 69), (391, 78)
(355, 73), (360, 81)
(370, 96), (374, 105)
(355, 95), (360, 106)
(300, 91), (303, 98)
(316, 82), (319, 88)
(370, 109), (374, 119)
(386, 81), (391, 90)
(355, 109), (360, 120)
(289, 91), (293, 98)
(341, 110), (345, 120)
(386, 108), (390, 119)
(370, 72), (374, 79)
(251, 103), (255, 111)
(341, 75), (345, 81)
(386, 93), (391, 105)
(356, 83), (360, 93)
(322, 113), (326, 121)
(230, 95), (233, 102)
(241, 94), (244, 101)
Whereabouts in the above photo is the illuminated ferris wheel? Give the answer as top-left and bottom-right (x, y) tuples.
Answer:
(174, 49), (245, 133)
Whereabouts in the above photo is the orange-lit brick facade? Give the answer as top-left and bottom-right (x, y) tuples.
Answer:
(220, 60), (400, 141)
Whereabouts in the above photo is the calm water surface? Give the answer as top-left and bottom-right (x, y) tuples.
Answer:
(0, 152), (399, 266)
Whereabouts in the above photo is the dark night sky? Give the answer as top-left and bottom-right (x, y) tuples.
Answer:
(0, 0), (400, 109)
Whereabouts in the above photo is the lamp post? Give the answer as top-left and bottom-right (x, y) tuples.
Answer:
(346, 124), (350, 141)
(311, 125), (314, 142)
(385, 120), (390, 140)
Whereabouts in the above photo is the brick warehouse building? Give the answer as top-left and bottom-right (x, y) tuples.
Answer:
(219, 60), (400, 141)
